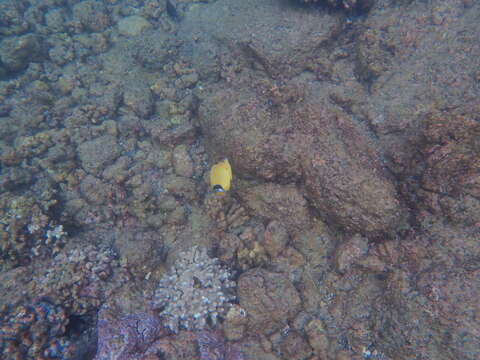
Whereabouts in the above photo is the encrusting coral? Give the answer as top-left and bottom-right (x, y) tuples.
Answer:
(0, 299), (75, 359)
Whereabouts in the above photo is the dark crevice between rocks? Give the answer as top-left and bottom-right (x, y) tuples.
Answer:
(66, 313), (98, 360)
(47, 188), (84, 239)
(287, 0), (375, 16)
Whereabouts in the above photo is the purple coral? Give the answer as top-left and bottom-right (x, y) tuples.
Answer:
(94, 305), (162, 360)
(93, 304), (245, 360)
(197, 330), (244, 360)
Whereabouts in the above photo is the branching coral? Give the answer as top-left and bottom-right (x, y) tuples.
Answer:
(153, 246), (236, 333)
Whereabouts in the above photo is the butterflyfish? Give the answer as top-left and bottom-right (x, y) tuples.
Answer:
(209, 159), (232, 193)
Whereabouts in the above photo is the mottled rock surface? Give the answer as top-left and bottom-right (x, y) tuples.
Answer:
(0, 34), (45, 76)
(73, 0), (111, 32)
(238, 268), (302, 335)
(118, 15), (152, 37)
(263, 221), (289, 258)
(77, 135), (121, 175)
(239, 183), (311, 234)
(201, 83), (404, 236)
(181, 0), (342, 78)
(172, 144), (194, 178)
(0, 0), (479, 360)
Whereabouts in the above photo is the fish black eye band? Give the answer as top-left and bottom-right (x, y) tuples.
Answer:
(213, 185), (225, 193)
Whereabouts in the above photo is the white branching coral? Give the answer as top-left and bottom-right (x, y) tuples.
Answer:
(153, 246), (236, 333)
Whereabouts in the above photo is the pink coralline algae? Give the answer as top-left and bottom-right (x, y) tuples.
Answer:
(197, 330), (244, 360)
(93, 304), (244, 360)
(94, 305), (163, 360)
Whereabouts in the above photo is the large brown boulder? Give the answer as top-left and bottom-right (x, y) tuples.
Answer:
(296, 102), (404, 236)
(200, 82), (404, 236)
(199, 81), (302, 182)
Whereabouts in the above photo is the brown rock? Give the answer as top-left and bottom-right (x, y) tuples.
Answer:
(147, 330), (198, 359)
(238, 268), (302, 335)
(223, 304), (248, 341)
(292, 221), (336, 271)
(77, 135), (120, 175)
(239, 183), (311, 234)
(172, 144), (194, 178)
(79, 175), (112, 205)
(305, 319), (330, 359)
(240, 337), (281, 360)
(336, 351), (357, 360)
(123, 84), (153, 118)
(102, 156), (131, 182)
(165, 206), (186, 225)
(150, 122), (196, 147)
(73, 0), (110, 32)
(334, 234), (369, 274)
(278, 330), (313, 360)
(297, 104), (404, 237)
(113, 230), (159, 277)
(375, 221), (480, 360)
(181, 0), (341, 78)
(217, 232), (242, 263)
(200, 81), (404, 237)
(418, 106), (480, 226)
(144, 148), (171, 170)
(162, 175), (197, 201)
(355, 28), (392, 82)
(199, 83), (302, 182)
(263, 221), (289, 258)
(0, 34), (46, 73)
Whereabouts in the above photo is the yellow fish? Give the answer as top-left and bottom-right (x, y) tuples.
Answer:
(210, 159), (232, 193)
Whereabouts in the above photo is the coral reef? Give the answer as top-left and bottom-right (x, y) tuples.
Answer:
(153, 246), (236, 333)
(0, 0), (479, 359)
(94, 305), (163, 360)
(32, 245), (120, 315)
(0, 192), (66, 270)
(200, 80), (405, 237)
(0, 244), (124, 359)
(94, 306), (244, 360)
(0, 299), (75, 360)
(205, 194), (250, 232)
